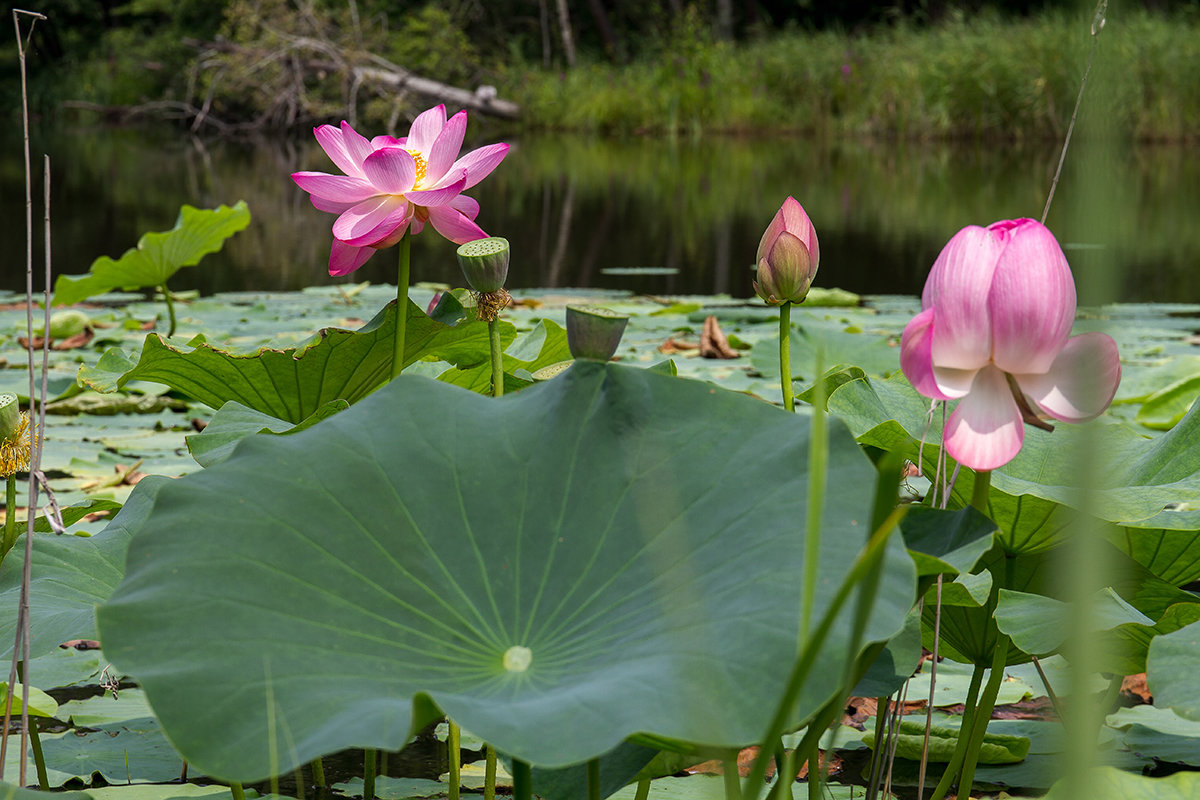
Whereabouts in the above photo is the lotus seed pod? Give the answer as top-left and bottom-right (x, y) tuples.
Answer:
(456, 237), (511, 293)
(0, 394), (19, 443)
(566, 305), (629, 361)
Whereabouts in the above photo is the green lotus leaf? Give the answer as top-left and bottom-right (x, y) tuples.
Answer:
(77, 300), (512, 423)
(96, 361), (915, 780)
(186, 400), (349, 467)
(828, 374), (1200, 568)
(1147, 619), (1200, 721)
(437, 320), (571, 393)
(1042, 766), (1200, 799)
(0, 477), (168, 661)
(0, 782), (90, 800)
(52, 203), (251, 306)
(1135, 372), (1200, 430)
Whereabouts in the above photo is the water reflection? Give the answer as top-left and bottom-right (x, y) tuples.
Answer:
(2, 126), (1197, 302)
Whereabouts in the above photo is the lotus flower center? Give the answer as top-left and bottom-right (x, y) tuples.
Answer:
(407, 150), (428, 188)
(502, 645), (532, 673)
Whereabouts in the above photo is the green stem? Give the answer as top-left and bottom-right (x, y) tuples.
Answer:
(161, 284), (177, 338)
(633, 778), (651, 800)
(722, 751), (742, 800)
(3, 474), (17, 561)
(587, 758), (601, 800)
(363, 748), (377, 800)
(230, 784), (246, 800)
(390, 236), (412, 380)
(927, 663), (986, 800)
(970, 469), (991, 513)
(484, 745), (497, 800)
(27, 715), (47, 790)
(448, 721), (461, 800)
(800, 344), (827, 643)
(512, 759), (532, 800)
(488, 318), (504, 398)
(311, 757), (326, 788)
(778, 302), (794, 411)
(954, 636), (1011, 799)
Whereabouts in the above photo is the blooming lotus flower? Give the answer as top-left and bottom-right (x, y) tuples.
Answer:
(900, 218), (1121, 471)
(292, 105), (509, 275)
(754, 196), (820, 306)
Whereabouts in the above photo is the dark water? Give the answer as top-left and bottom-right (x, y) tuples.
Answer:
(3, 125), (1197, 303)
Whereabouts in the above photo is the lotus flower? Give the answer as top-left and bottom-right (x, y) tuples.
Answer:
(754, 196), (820, 306)
(900, 218), (1121, 471)
(292, 105), (509, 275)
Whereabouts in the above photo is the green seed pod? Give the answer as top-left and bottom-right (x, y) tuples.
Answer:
(456, 237), (511, 293)
(566, 305), (629, 361)
(0, 394), (19, 443)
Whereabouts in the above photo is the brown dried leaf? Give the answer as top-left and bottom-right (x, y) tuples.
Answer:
(658, 337), (699, 355)
(699, 315), (739, 359)
(1121, 672), (1152, 704)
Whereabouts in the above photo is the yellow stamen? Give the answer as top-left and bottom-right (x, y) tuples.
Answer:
(407, 150), (428, 188)
(0, 413), (34, 478)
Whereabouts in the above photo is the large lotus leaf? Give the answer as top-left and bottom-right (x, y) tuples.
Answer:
(1041, 767), (1200, 799)
(77, 299), (512, 423)
(0, 477), (168, 661)
(899, 506), (999, 579)
(186, 400), (349, 467)
(994, 588), (1200, 675)
(53, 203), (250, 305)
(1147, 619), (1200, 721)
(828, 374), (1200, 564)
(96, 361), (915, 780)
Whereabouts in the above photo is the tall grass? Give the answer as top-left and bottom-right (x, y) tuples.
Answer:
(509, 7), (1200, 141)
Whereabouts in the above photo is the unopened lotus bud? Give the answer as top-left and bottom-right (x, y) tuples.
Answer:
(456, 237), (511, 293)
(566, 305), (628, 361)
(753, 196), (820, 306)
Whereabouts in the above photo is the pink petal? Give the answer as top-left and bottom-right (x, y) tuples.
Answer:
(405, 172), (467, 208)
(370, 134), (403, 148)
(988, 219), (1076, 374)
(409, 216), (426, 236)
(778, 196), (819, 267)
(332, 195), (411, 247)
(291, 172), (378, 204)
(901, 308), (972, 400)
(328, 239), (376, 276)
(1014, 332), (1121, 422)
(425, 110), (467, 185)
(446, 143), (511, 190)
(923, 225), (1003, 371)
(313, 124), (363, 178)
(945, 365), (1025, 471)
(426, 205), (488, 244)
(362, 148), (417, 194)
(449, 194), (480, 220)
(337, 121), (376, 175)
(406, 105), (446, 155)
(310, 195), (357, 215)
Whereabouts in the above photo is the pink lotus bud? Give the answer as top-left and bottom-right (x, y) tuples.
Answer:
(753, 197), (820, 306)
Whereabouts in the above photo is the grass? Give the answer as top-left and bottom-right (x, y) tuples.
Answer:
(506, 7), (1200, 141)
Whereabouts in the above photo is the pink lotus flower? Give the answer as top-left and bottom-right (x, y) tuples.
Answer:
(753, 196), (820, 306)
(292, 105), (509, 275)
(900, 218), (1121, 471)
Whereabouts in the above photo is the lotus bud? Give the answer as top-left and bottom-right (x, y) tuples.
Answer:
(0, 393), (33, 477)
(457, 237), (512, 323)
(753, 196), (820, 306)
(566, 305), (628, 361)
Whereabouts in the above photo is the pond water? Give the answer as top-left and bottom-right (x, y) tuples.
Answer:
(2, 125), (1197, 303)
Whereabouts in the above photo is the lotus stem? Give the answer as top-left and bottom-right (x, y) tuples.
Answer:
(970, 469), (991, 514)
(926, 657), (987, 800)
(157, 284), (177, 338)
(26, 705), (47, 789)
(311, 757), (325, 788)
(363, 748), (377, 800)
(587, 758), (601, 800)
(633, 777), (651, 800)
(390, 236), (412, 380)
(778, 302), (794, 411)
(953, 635), (1010, 799)
(801, 347), (827, 642)
(723, 751), (742, 800)
(488, 319), (504, 398)
(484, 745), (497, 800)
(230, 783), (246, 800)
(3, 474), (16, 560)
(448, 721), (461, 800)
(512, 758), (532, 800)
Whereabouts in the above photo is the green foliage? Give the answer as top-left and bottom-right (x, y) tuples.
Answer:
(52, 203), (250, 306)
(96, 361), (915, 779)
